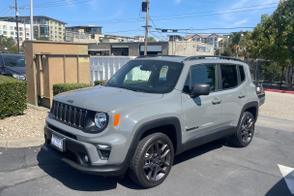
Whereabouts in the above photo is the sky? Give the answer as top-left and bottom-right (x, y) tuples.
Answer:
(0, 0), (280, 40)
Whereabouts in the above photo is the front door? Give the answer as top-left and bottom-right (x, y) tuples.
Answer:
(181, 64), (223, 143)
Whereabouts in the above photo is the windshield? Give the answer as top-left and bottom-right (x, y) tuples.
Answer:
(3, 55), (25, 67)
(106, 60), (183, 93)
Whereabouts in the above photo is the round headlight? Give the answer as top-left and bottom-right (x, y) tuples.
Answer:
(94, 113), (108, 129)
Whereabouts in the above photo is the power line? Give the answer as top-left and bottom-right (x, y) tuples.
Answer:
(150, 17), (167, 40)
(64, 3), (277, 25)
(22, 0), (93, 9)
(155, 26), (255, 33)
(151, 2), (278, 20)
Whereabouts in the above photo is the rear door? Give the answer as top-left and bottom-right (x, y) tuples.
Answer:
(181, 63), (224, 142)
(217, 63), (244, 126)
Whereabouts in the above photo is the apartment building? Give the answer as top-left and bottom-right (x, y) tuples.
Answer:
(0, 20), (30, 45)
(0, 16), (66, 42)
(184, 33), (223, 50)
(65, 25), (103, 43)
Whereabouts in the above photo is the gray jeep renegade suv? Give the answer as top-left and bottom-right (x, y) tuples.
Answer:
(44, 55), (264, 188)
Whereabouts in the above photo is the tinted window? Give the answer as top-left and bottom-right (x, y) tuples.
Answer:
(239, 65), (245, 82)
(221, 64), (238, 89)
(107, 60), (183, 93)
(3, 55), (25, 67)
(0, 55), (3, 67)
(184, 64), (216, 92)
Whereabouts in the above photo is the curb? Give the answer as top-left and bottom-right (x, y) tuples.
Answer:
(0, 138), (44, 148)
(265, 88), (294, 94)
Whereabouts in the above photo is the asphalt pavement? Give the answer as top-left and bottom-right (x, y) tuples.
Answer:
(0, 117), (294, 196)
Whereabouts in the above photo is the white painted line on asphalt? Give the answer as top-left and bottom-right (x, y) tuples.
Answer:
(278, 164), (294, 194)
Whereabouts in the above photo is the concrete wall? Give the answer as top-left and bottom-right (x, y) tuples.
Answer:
(24, 41), (90, 107)
(88, 42), (169, 56)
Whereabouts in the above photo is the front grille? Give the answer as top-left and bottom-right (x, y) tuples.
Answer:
(50, 101), (88, 129)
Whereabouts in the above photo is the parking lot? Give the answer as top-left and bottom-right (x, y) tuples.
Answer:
(0, 92), (294, 196)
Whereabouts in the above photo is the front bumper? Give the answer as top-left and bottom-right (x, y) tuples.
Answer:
(44, 125), (127, 176)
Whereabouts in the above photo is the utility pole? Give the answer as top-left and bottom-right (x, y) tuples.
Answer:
(15, 0), (20, 53)
(30, 0), (34, 40)
(143, 0), (150, 56)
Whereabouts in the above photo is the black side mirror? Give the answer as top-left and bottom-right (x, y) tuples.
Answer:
(190, 83), (210, 98)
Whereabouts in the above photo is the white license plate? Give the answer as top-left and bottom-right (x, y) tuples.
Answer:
(51, 134), (64, 152)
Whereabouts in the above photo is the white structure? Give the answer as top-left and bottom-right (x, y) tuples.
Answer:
(0, 20), (30, 45)
(90, 56), (136, 82)
(168, 41), (214, 56)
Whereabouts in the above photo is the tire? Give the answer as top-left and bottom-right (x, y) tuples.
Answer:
(228, 111), (255, 147)
(129, 133), (174, 188)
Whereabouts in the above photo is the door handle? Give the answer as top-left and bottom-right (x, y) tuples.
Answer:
(212, 98), (222, 105)
(238, 95), (246, 99)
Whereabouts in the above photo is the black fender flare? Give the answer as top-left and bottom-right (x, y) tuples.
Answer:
(238, 101), (259, 127)
(123, 117), (182, 168)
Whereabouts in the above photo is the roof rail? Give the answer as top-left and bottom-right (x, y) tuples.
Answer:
(136, 55), (185, 59)
(183, 55), (244, 62)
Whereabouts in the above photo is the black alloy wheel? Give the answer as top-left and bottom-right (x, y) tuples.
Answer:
(129, 133), (174, 188)
(228, 111), (255, 147)
(143, 139), (172, 182)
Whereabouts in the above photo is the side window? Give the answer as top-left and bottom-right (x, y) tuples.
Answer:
(238, 65), (246, 82)
(184, 64), (216, 92)
(0, 55), (3, 67)
(220, 64), (238, 89)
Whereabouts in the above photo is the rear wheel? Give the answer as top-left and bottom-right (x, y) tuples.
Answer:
(129, 133), (174, 188)
(228, 111), (255, 147)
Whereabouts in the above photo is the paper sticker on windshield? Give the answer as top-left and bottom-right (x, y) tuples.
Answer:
(159, 66), (169, 80)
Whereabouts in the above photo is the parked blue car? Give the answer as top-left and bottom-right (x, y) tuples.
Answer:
(0, 53), (26, 80)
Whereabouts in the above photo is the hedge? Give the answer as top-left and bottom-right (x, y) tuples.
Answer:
(0, 76), (27, 119)
(53, 83), (90, 96)
(94, 80), (106, 86)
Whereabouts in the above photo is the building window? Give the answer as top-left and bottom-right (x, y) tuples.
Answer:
(40, 25), (49, 36)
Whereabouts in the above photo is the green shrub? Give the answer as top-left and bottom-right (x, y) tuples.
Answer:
(94, 80), (106, 86)
(53, 83), (90, 96)
(0, 76), (27, 119)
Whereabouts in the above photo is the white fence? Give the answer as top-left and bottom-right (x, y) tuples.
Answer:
(90, 56), (136, 82)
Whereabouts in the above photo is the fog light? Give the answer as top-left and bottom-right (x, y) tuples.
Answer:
(97, 144), (111, 150)
(84, 155), (89, 163)
(97, 144), (111, 160)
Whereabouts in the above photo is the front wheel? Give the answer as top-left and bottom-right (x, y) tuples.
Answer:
(129, 133), (174, 188)
(228, 111), (255, 147)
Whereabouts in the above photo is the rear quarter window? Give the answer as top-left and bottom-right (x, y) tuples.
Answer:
(238, 65), (246, 82)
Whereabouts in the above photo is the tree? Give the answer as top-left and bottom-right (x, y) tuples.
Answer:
(245, 0), (294, 86)
(220, 32), (248, 58)
(147, 36), (156, 42)
(0, 35), (18, 53)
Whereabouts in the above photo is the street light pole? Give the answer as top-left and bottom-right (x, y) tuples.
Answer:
(15, 0), (20, 53)
(144, 0), (150, 56)
(30, 0), (34, 40)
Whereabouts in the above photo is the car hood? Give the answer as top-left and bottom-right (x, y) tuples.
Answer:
(5, 66), (25, 75)
(54, 86), (164, 112)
